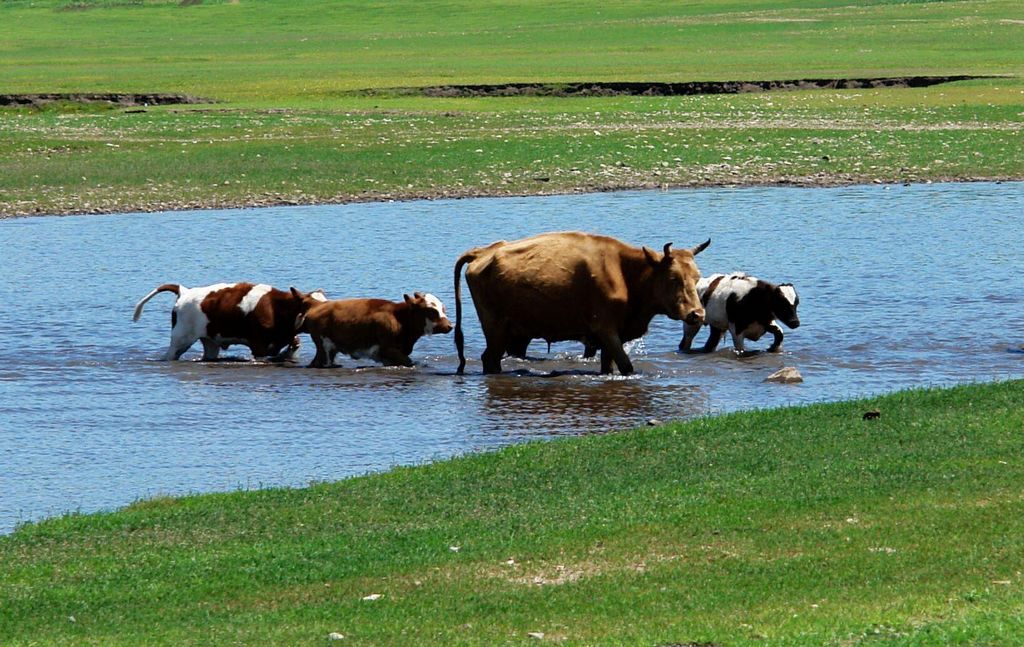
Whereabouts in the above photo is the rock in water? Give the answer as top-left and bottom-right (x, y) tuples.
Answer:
(765, 367), (803, 384)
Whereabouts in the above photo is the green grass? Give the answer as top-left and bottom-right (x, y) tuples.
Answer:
(1, 0), (1022, 216)
(3, 380), (1024, 645)
(3, 0), (1021, 101)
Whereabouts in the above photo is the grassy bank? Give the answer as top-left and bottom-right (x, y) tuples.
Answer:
(1, 0), (1022, 216)
(3, 380), (1023, 645)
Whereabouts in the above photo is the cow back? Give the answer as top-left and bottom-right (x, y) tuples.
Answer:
(201, 283), (300, 354)
(465, 232), (638, 341)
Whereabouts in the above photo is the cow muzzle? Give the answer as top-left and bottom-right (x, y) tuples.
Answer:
(785, 317), (800, 329)
(434, 318), (453, 334)
(683, 309), (705, 326)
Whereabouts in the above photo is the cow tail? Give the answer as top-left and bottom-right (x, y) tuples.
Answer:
(453, 251), (476, 375)
(133, 283), (181, 321)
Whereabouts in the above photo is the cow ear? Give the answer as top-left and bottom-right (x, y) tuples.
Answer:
(404, 293), (414, 304)
(642, 246), (660, 267)
(691, 238), (711, 256)
(290, 287), (302, 300)
(414, 291), (424, 299)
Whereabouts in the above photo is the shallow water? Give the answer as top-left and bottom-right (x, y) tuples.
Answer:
(1, 182), (1022, 533)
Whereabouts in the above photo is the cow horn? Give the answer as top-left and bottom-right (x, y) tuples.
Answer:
(691, 238), (711, 255)
(662, 242), (674, 264)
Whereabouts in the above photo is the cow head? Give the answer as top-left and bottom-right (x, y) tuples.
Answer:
(772, 283), (801, 329)
(643, 239), (710, 325)
(290, 287), (329, 332)
(404, 292), (453, 336)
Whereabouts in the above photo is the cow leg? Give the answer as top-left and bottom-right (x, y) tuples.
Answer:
(200, 338), (221, 361)
(729, 326), (749, 356)
(270, 336), (301, 362)
(248, 340), (273, 359)
(479, 323), (508, 374)
(381, 347), (414, 367)
(582, 341), (599, 359)
(505, 336), (530, 359)
(483, 343), (507, 374)
(164, 330), (196, 361)
(595, 332), (633, 375)
(701, 327), (724, 353)
(308, 335), (329, 368)
(766, 323), (785, 353)
(679, 322), (701, 353)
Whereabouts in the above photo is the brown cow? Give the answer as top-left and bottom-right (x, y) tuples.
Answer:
(296, 292), (453, 368)
(133, 282), (326, 361)
(453, 231), (710, 375)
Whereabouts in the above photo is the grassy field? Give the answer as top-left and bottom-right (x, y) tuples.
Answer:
(2, 380), (1023, 645)
(0, 0), (1021, 216)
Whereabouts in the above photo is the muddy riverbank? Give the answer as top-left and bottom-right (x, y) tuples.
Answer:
(377, 76), (995, 98)
(3, 174), (1018, 219)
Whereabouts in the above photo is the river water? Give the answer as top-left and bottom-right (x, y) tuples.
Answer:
(1, 182), (1022, 532)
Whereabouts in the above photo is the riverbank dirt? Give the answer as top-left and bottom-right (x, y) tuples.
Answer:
(0, 93), (213, 108)
(3, 175), (1016, 219)
(382, 76), (993, 98)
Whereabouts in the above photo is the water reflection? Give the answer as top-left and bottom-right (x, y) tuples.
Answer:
(480, 374), (710, 437)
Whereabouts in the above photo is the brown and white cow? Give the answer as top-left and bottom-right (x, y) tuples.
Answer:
(133, 282), (326, 361)
(295, 292), (452, 368)
(454, 231), (710, 375)
(679, 272), (800, 355)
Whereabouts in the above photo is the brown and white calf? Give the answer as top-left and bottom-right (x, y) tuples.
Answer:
(296, 292), (453, 368)
(133, 282), (326, 361)
(679, 272), (800, 355)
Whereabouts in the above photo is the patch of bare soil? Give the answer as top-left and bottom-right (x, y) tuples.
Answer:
(0, 93), (214, 108)
(377, 76), (992, 98)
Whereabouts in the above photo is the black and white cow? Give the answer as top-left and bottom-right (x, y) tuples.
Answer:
(679, 272), (800, 355)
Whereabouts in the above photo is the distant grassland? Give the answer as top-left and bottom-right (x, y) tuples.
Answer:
(3, 0), (1021, 101)
(0, 0), (1021, 215)
(3, 381), (1024, 645)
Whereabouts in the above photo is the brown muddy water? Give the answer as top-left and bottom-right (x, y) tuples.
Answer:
(1, 182), (1022, 532)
